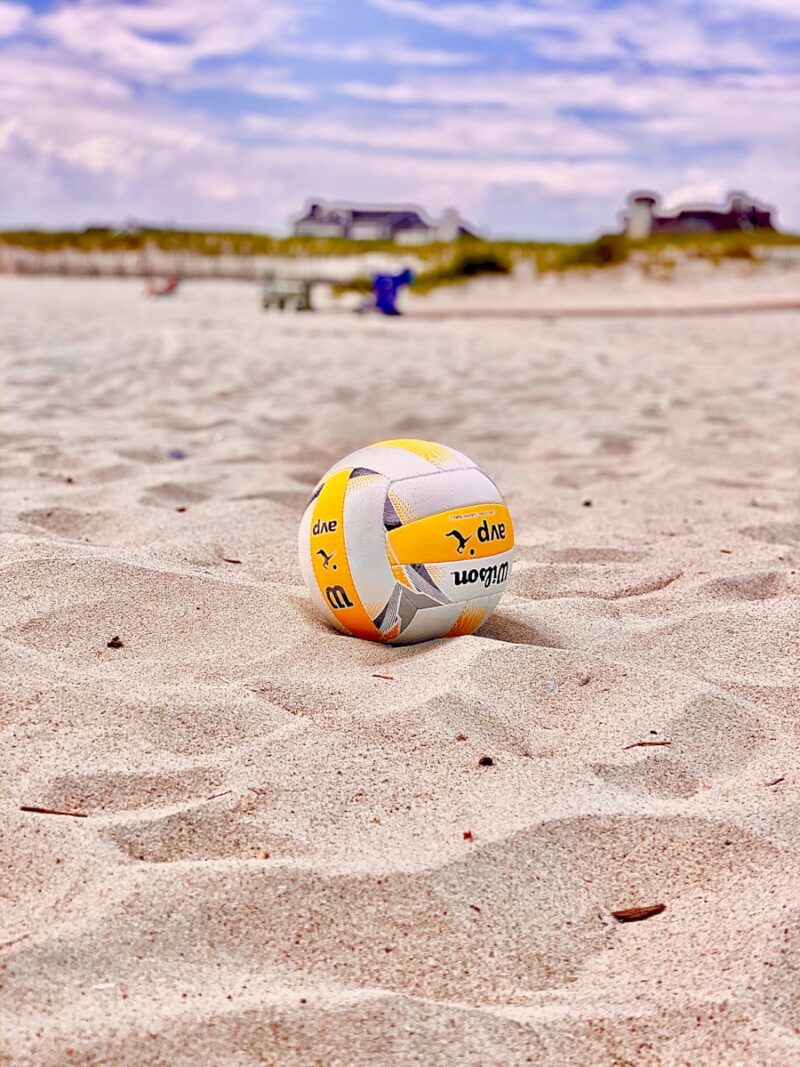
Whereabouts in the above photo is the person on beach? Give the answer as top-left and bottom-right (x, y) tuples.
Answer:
(359, 268), (414, 315)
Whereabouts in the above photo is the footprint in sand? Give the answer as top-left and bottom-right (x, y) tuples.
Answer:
(139, 482), (210, 508)
(20, 506), (116, 542)
(232, 489), (310, 510)
(701, 570), (788, 601)
(593, 692), (764, 799)
(759, 912), (800, 1032)
(538, 546), (647, 564)
(106, 805), (300, 864)
(741, 521), (800, 546)
(30, 768), (226, 815)
(79, 463), (135, 484)
(476, 611), (566, 648)
(593, 756), (703, 799)
(510, 546), (658, 606)
(116, 446), (169, 464)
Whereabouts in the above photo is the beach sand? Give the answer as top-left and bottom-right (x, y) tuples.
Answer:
(1, 271), (798, 1065)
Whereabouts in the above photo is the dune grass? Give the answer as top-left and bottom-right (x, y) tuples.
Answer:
(1, 226), (797, 292)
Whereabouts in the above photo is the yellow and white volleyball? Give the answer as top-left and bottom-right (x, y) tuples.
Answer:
(298, 439), (515, 644)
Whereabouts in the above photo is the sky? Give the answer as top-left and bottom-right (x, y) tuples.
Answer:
(0, 0), (798, 238)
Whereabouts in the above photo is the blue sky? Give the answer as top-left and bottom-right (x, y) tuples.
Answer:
(0, 0), (798, 236)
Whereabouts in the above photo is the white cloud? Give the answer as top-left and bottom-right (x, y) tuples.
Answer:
(335, 67), (800, 149)
(0, 51), (130, 103)
(661, 180), (730, 209)
(38, 0), (305, 80)
(725, 0), (800, 16)
(276, 37), (475, 67)
(239, 107), (626, 158)
(369, 0), (791, 73)
(0, 1), (28, 38)
(368, 0), (561, 34)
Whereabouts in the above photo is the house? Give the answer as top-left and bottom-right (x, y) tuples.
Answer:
(291, 201), (478, 243)
(623, 191), (774, 239)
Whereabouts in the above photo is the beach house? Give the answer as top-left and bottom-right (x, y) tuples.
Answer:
(291, 201), (478, 243)
(623, 191), (774, 239)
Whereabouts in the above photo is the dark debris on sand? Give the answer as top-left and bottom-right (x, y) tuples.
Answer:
(612, 903), (666, 923)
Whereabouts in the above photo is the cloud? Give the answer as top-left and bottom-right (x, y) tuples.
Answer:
(725, 0), (800, 15)
(368, 0), (795, 72)
(38, 0), (305, 80)
(0, 1), (27, 38)
(239, 107), (626, 158)
(276, 37), (476, 67)
(368, 0), (561, 34)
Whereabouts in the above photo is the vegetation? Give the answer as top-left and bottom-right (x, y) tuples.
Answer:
(411, 248), (512, 293)
(330, 247), (512, 297)
(0, 226), (465, 262)
(547, 234), (632, 270)
(2, 225), (797, 293)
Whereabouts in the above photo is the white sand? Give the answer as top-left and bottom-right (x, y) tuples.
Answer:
(1, 269), (798, 1066)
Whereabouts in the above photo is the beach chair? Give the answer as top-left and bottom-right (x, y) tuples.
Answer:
(262, 272), (313, 311)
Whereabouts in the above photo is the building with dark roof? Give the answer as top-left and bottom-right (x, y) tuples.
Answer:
(623, 191), (774, 239)
(291, 201), (478, 243)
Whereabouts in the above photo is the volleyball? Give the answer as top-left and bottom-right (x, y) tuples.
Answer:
(298, 438), (515, 644)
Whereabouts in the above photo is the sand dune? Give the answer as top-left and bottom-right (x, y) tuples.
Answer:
(1, 272), (798, 1065)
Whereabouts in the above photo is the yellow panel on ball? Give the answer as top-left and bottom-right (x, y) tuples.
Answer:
(308, 467), (382, 641)
(387, 503), (514, 565)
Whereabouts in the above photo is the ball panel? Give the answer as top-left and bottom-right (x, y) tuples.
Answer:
(388, 591), (503, 645)
(387, 468), (501, 526)
(342, 470), (394, 619)
(445, 598), (497, 638)
(424, 547), (515, 603)
(372, 581), (447, 641)
(297, 499), (345, 634)
(387, 501), (514, 566)
(373, 438), (474, 470)
(323, 444), (438, 482)
(307, 466), (383, 641)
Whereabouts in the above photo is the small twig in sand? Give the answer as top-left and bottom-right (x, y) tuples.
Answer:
(372, 674), (394, 680)
(612, 903), (666, 923)
(623, 740), (672, 750)
(765, 777), (785, 787)
(205, 790), (232, 801)
(20, 805), (88, 818)
(222, 557), (242, 564)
